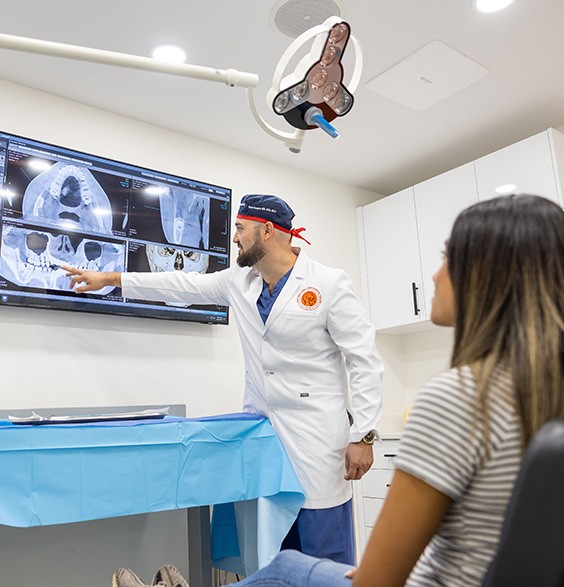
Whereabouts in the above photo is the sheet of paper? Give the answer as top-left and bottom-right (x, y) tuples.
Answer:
(8, 407), (170, 425)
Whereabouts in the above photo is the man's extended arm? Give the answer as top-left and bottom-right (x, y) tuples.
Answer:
(63, 263), (232, 308)
(62, 265), (121, 293)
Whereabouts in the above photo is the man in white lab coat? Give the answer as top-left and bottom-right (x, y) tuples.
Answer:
(64, 194), (384, 565)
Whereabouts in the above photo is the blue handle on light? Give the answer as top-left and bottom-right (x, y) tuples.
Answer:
(304, 107), (340, 139)
(310, 112), (340, 139)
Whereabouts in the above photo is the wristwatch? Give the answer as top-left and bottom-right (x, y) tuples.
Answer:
(360, 430), (377, 445)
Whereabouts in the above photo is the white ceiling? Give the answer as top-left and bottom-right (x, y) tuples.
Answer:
(0, 0), (563, 196)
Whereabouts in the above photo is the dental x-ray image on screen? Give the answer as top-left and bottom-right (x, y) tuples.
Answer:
(160, 187), (210, 249)
(1, 223), (125, 294)
(22, 161), (114, 235)
(0, 130), (231, 323)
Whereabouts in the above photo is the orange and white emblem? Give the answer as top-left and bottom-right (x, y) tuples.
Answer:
(297, 287), (322, 310)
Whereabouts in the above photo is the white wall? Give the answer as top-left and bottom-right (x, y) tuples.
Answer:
(375, 327), (453, 431)
(0, 78), (377, 417)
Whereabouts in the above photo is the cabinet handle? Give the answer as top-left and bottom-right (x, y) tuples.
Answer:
(411, 282), (420, 316)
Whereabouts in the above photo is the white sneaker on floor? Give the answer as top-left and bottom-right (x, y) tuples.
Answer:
(112, 568), (149, 587)
(151, 564), (189, 587)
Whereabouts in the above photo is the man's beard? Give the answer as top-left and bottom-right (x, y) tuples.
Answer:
(237, 234), (266, 268)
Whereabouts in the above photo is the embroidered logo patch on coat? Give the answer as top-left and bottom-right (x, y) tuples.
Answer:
(297, 287), (322, 310)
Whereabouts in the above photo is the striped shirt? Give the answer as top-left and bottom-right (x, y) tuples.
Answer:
(394, 366), (522, 587)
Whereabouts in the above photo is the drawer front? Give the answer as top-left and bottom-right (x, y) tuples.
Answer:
(373, 439), (400, 469)
(363, 496), (384, 527)
(361, 468), (394, 498)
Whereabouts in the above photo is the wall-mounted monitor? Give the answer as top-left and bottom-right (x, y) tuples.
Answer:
(0, 130), (231, 324)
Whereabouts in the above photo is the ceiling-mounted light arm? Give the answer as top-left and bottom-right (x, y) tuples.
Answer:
(0, 31), (305, 151)
(0, 32), (259, 88)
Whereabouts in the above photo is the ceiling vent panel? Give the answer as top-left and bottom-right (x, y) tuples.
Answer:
(366, 40), (489, 111)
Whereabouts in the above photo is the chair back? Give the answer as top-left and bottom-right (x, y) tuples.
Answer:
(482, 418), (564, 587)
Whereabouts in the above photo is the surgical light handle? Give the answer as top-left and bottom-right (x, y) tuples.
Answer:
(304, 107), (339, 139)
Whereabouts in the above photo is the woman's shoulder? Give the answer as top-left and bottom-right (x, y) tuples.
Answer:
(418, 364), (512, 404)
(415, 366), (477, 405)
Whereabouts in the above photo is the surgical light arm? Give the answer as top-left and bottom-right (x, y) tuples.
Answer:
(0, 32), (259, 87)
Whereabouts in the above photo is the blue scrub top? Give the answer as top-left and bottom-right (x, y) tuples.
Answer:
(256, 267), (293, 324)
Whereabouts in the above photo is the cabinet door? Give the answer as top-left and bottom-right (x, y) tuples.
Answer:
(414, 163), (479, 318)
(474, 130), (562, 205)
(354, 436), (401, 558)
(360, 188), (424, 330)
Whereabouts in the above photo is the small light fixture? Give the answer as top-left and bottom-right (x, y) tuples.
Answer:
(150, 44), (187, 64)
(495, 183), (517, 194)
(474, 0), (516, 13)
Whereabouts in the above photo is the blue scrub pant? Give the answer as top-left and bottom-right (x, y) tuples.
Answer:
(280, 499), (355, 565)
(236, 550), (353, 587)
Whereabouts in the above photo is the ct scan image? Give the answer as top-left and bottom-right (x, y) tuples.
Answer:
(159, 187), (210, 249)
(0, 223), (125, 293)
(22, 161), (114, 234)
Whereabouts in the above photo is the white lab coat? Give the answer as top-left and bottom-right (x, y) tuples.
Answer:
(122, 249), (383, 508)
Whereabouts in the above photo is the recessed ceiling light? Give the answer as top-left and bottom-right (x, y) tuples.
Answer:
(474, 0), (515, 13)
(495, 183), (517, 194)
(150, 44), (187, 64)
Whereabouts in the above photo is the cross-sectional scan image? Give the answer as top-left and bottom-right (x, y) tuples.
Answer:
(146, 244), (209, 275)
(145, 244), (210, 309)
(159, 187), (210, 249)
(0, 224), (125, 293)
(22, 161), (113, 234)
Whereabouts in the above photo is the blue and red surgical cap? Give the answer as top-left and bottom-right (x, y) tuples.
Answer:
(237, 194), (310, 244)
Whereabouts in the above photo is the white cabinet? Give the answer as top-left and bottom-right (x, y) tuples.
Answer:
(358, 127), (564, 333)
(359, 165), (478, 331)
(355, 435), (400, 558)
(413, 162), (479, 318)
(357, 188), (425, 331)
(474, 128), (564, 206)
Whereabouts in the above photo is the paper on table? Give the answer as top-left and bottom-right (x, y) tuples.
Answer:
(8, 407), (170, 425)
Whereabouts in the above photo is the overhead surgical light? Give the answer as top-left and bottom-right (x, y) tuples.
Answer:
(0, 16), (362, 154)
(268, 18), (359, 146)
(249, 15), (362, 152)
